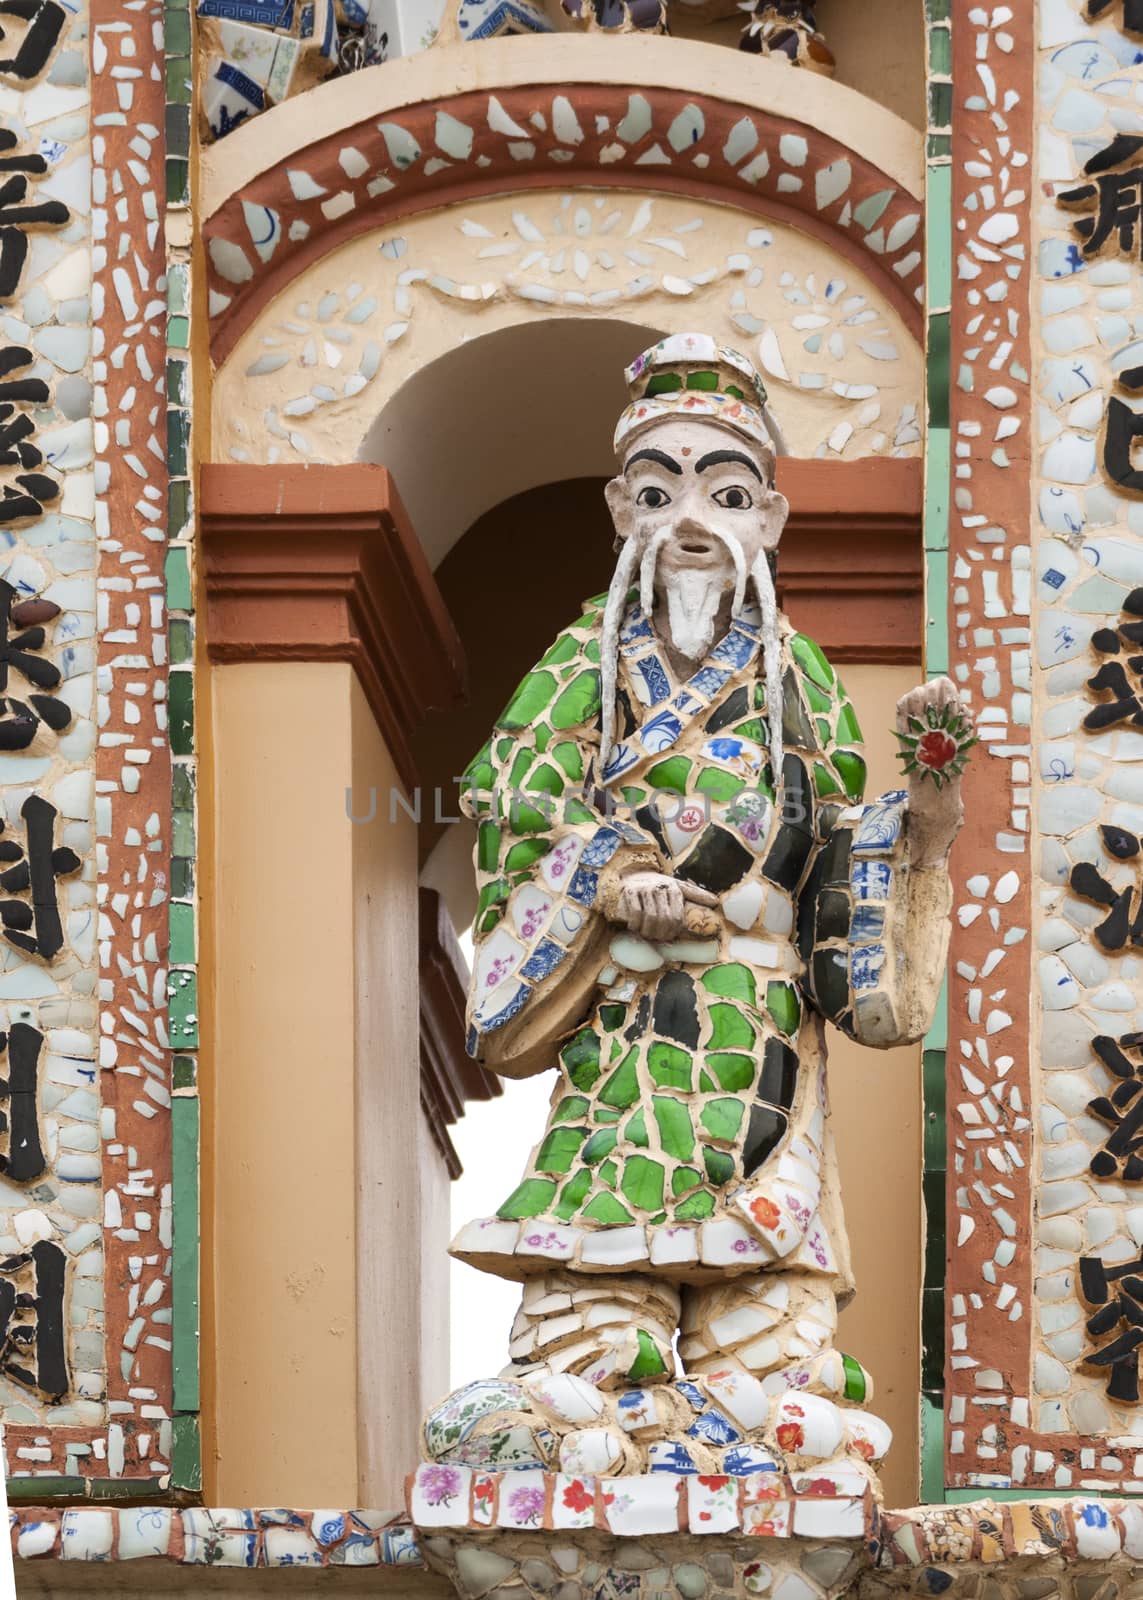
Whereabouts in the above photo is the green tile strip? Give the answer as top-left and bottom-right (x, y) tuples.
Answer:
(921, 0), (953, 1506)
(164, 0), (200, 1498)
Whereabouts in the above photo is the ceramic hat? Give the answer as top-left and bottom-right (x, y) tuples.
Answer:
(614, 332), (775, 458)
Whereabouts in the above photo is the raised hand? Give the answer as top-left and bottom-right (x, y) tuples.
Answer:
(895, 675), (974, 867)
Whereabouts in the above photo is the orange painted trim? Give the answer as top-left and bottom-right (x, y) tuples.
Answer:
(205, 83), (924, 364)
(200, 464), (467, 793)
(776, 458), (923, 664)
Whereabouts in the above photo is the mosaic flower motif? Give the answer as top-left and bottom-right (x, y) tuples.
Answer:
(420, 1465), (463, 1506)
(561, 1479), (593, 1514)
(894, 700), (977, 789)
(506, 1485), (545, 1525)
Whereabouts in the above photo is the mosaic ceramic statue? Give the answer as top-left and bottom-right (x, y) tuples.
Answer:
(427, 333), (970, 1492)
(738, 0), (834, 71)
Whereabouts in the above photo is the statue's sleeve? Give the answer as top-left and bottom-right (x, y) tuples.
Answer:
(794, 665), (951, 1049)
(460, 611), (660, 1077)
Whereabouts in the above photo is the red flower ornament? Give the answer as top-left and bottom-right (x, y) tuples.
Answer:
(895, 698), (976, 789)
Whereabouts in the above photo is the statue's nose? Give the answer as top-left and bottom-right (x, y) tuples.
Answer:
(673, 514), (717, 555)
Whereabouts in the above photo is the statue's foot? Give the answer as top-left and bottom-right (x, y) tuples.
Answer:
(507, 1272), (679, 1389)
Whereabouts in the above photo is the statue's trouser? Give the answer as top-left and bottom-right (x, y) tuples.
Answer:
(508, 1267), (861, 1400)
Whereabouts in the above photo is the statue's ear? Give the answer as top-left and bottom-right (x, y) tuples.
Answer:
(759, 487), (789, 551)
(605, 475), (635, 545)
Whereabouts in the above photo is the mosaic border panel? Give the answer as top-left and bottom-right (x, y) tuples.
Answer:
(940, 0), (1036, 1493)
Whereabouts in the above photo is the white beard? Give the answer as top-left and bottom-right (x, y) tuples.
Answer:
(663, 568), (725, 664)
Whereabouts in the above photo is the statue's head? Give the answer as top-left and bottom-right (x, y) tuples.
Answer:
(599, 334), (789, 780)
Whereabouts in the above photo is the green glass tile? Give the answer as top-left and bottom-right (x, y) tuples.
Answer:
(675, 1189), (715, 1222)
(593, 1108), (620, 1124)
(653, 1096), (695, 1161)
(168, 477), (190, 537)
(476, 878), (509, 920)
(172, 808), (194, 859)
(498, 1177), (557, 1220)
(527, 763), (564, 798)
(551, 1095), (589, 1125)
(508, 747), (532, 788)
(926, 133), (952, 159)
(167, 262), (188, 315)
(166, 56), (192, 104)
(172, 762), (195, 808)
(537, 1126), (588, 1174)
(477, 822), (499, 873)
(703, 1148), (735, 1184)
(598, 1048), (639, 1109)
(925, 550), (950, 676)
(812, 761), (842, 798)
(561, 1028), (600, 1091)
(621, 1154), (664, 1212)
(550, 669), (600, 731)
(699, 1070), (715, 1092)
(791, 633), (833, 688)
(598, 1160), (618, 1187)
(833, 750), (866, 802)
(837, 701), (862, 744)
(583, 1127), (619, 1164)
(696, 767), (745, 803)
(841, 1353), (867, 1403)
(647, 755), (691, 792)
(540, 634), (578, 668)
(504, 838), (549, 872)
(625, 1107), (648, 1147)
(920, 1393), (945, 1504)
(921, 1286), (945, 1392)
(554, 1170), (592, 1221)
(814, 717), (831, 747)
(923, 1048), (947, 1170)
(923, 1167), (946, 1287)
(766, 981), (800, 1036)
(672, 1166), (702, 1195)
(701, 963), (756, 1005)
(700, 1098), (745, 1142)
(584, 639), (600, 663)
(509, 796), (550, 836)
(803, 679), (831, 714)
(166, 158), (189, 207)
(169, 968), (199, 1050)
(620, 786), (646, 807)
(500, 670), (556, 731)
(924, 0), (949, 17)
(169, 670), (193, 756)
(552, 741), (584, 783)
(171, 1414), (202, 1495)
(172, 1054), (196, 1091)
(928, 24), (950, 73)
(168, 315), (189, 352)
(599, 1004), (625, 1033)
(165, 545), (192, 611)
(7, 1476), (87, 1500)
(169, 617), (192, 664)
(648, 1041), (691, 1090)
(706, 1052), (754, 1092)
(928, 80), (952, 131)
(928, 311), (951, 430)
(166, 358), (187, 405)
(166, 102), (190, 158)
(924, 427), (950, 552)
(172, 1093), (199, 1413)
(628, 1329), (667, 1380)
(563, 798), (594, 826)
(169, 900), (194, 964)
(171, 856), (193, 898)
(706, 1003), (754, 1051)
(165, 7), (192, 54)
(581, 1192), (633, 1225)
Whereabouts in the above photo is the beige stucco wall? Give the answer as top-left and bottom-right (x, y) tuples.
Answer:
(208, 662), (449, 1506)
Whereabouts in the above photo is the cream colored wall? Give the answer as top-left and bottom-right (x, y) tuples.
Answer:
(350, 676), (452, 1496)
(829, 662), (921, 1510)
(209, 662), (446, 1506)
(210, 662), (360, 1505)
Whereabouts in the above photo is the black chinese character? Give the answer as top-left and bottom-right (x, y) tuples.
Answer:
(0, 1236), (65, 1398)
(0, 793), (79, 960)
(0, 580), (71, 749)
(1062, 135), (1143, 258)
(0, 128), (69, 301)
(1070, 825), (1143, 951)
(0, 1), (66, 86)
(0, 345), (59, 525)
(1081, 1252), (1143, 1403)
(1083, 0), (1143, 33)
(1088, 1030), (1143, 1180)
(1083, 587), (1143, 729)
(0, 1021), (43, 1183)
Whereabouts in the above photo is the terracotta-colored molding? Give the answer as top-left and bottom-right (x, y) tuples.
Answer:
(775, 459), (923, 665)
(419, 889), (501, 1180)
(204, 82), (924, 364)
(200, 465), (466, 793)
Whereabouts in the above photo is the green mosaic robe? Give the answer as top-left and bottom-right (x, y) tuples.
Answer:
(452, 593), (946, 1287)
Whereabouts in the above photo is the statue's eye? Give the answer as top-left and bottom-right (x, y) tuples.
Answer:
(636, 485), (671, 509)
(713, 485), (753, 510)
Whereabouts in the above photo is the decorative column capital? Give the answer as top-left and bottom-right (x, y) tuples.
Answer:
(200, 463), (467, 792)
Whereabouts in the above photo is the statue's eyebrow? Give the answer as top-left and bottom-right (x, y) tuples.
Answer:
(624, 449), (682, 475)
(695, 449), (764, 481)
